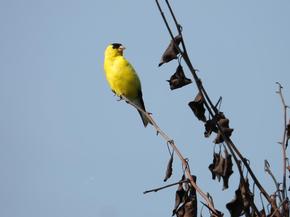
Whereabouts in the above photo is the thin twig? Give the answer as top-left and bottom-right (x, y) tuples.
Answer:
(143, 179), (189, 194)
(155, 0), (175, 41)
(265, 160), (283, 203)
(120, 95), (221, 217)
(164, 0), (187, 55)
(276, 82), (288, 202)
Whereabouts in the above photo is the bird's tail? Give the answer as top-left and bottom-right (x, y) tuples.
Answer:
(132, 97), (151, 127)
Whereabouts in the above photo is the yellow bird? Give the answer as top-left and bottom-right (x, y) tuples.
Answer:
(103, 43), (150, 127)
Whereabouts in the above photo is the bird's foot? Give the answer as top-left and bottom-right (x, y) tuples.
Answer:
(117, 96), (123, 101)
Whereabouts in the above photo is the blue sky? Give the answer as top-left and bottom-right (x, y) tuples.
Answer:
(0, 1), (290, 217)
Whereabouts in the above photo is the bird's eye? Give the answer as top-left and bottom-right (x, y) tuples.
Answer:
(112, 43), (122, 49)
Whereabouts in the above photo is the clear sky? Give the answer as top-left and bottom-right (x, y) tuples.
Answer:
(0, 1), (290, 217)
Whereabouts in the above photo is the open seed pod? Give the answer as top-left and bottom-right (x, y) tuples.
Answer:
(188, 92), (206, 122)
(168, 65), (192, 90)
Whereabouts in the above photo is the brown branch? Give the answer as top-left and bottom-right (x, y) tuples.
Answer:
(164, 0), (188, 55)
(155, 0), (175, 43)
(120, 95), (221, 217)
(143, 179), (189, 194)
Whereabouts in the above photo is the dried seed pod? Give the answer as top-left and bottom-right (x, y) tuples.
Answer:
(187, 175), (197, 202)
(164, 152), (174, 182)
(239, 178), (252, 212)
(173, 184), (186, 216)
(212, 155), (225, 181)
(218, 118), (229, 128)
(176, 205), (185, 217)
(208, 153), (220, 180)
(226, 191), (243, 217)
(188, 92), (206, 122)
(167, 65), (192, 90)
(222, 150), (233, 190)
(183, 201), (197, 217)
(172, 175), (187, 216)
(173, 175), (198, 217)
(187, 176), (197, 217)
(214, 117), (234, 144)
(204, 112), (226, 137)
(209, 148), (233, 190)
(226, 178), (253, 217)
(159, 35), (182, 66)
(204, 118), (218, 137)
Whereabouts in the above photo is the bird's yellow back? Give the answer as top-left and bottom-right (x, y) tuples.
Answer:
(104, 44), (142, 100)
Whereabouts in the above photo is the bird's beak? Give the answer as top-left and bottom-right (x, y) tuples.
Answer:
(118, 45), (126, 52)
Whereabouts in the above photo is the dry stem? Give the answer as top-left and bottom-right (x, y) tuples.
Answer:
(121, 95), (221, 217)
(143, 179), (189, 194)
(276, 82), (289, 207)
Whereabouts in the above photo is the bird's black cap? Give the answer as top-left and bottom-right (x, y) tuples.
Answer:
(111, 43), (122, 49)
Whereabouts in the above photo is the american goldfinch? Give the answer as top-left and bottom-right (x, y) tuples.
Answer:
(103, 43), (150, 127)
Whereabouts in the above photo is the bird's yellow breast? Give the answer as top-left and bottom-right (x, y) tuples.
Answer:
(104, 56), (141, 99)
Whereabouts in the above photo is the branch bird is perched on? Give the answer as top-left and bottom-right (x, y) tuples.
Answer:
(103, 43), (150, 127)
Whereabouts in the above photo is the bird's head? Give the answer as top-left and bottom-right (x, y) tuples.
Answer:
(105, 43), (126, 57)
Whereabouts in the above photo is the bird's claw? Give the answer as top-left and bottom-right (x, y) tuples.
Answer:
(117, 95), (123, 101)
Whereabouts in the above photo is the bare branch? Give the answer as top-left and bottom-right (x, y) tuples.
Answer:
(120, 94), (221, 217)
(264, 160), (283, 203)
(276, 82), (289, 205)
(155, 0), (176, 44)
(143, 179), (189, 194)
